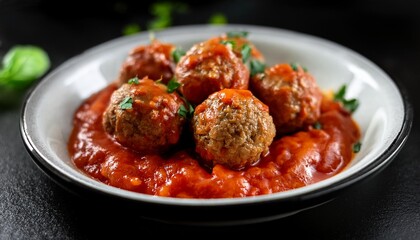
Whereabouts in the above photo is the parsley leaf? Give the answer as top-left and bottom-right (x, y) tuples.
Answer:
(119, 97), (133, 110)
(220, 40), (236, 48)
(128, 76), (139, 84)
(313, 121), (322, 130)
(290, 62), (299, 71)
(250, 59), (266, 77)
(171, 47), (186, 63)
(334, 84), (360, 113)
(167, 78), (181, 93)
(353, 142), (362, 153)
(241, 44), (252, 63)
(178, 102), (194, 118)
(226, 31), (249, 38)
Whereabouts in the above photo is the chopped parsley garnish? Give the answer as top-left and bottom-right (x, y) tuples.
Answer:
(290, 62), (308, 72)
(172, 47), (186, 63)
(128, 76), (139, 84)
(250, 59), (266, 77)
(290, 62), (299, 71)
(313, 121), (322, 130)
(209, 13), (227, 25)
(334, 84), (360, 113)
(167, 78), (181, 93)
(241, 44), (252, 63)
(226, 31), (249, 38)
(178, 102), (194, 118)
(119, 97), (133, 110)
(353, 142), (362, 153)
(220, 40), (236, 48)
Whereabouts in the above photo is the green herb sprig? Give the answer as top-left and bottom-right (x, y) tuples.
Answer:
(226, 31), (249, 38)
(334, 84), (360, 113)
(241, 44), (251, 63)
(250, 59), (266, 77)
(128, 76), (139, 84)
(167, 78), (181, 93)
(171, 48), (186, 63)
(178, 102), (194, 119)
(119, 97), (133, 110)
(313, 121), (322, 130)
(353, 142), (362, 153)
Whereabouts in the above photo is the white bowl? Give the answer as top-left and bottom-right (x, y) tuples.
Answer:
(20, 24), (412, 226)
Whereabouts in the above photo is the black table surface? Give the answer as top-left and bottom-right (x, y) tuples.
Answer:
(1, 0), (419, 239)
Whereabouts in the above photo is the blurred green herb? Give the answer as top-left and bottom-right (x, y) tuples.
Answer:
(226, 31), (249, 38)
(171, 47), (186, 63)
(167, 78), (181, 93)
(119, 97), (133, 110)
(241, 44), (251, 63)
(353, 142), (362, 153)
(178, 101), (194, 119)
(334, 84), (359, 113)
(220, 40), (236, 48)
(0, 45), (50, 90)
(147, 1), (189, 30)
(209, 13), (227, 25)
(290, 62), (308, 72)
(250, 59), (266, 77)
(313, 121), (322, 130)
(122, 23), (141, 35)
(128, 76), (140, 84)
(290, 62), (299, 71)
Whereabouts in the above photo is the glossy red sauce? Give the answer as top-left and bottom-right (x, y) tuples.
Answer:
(68, 84), (360, 198)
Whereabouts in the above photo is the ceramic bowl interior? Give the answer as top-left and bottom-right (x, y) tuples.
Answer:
(20, 24), (411, 224)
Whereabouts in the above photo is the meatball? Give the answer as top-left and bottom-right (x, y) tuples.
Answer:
(103, 77), (186, 153)
(175, 37), (249, 105)
(250, 63), (322, 135)
(192, 88), (276, 170)
(218, 32), (265, 62)
(117, 39), (176, 85)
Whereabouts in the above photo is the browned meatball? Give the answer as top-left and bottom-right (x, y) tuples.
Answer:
(250, 63), (322, 135)
(175, 37), (249, 105)
(117, 39), (176, 85)
(192, 88), (276, 170)
(218, 32), (265, 62)
(103, 77), (186, 153)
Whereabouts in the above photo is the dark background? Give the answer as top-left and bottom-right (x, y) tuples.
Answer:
(0, 0), (419, 239)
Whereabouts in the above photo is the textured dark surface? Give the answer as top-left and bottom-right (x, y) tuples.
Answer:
(0, 0), (419, 239)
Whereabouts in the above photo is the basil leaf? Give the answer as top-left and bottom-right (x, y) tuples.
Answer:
(0, 45), (50, 89)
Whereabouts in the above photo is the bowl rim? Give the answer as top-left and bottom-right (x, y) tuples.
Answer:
(19, 24), (413, 208)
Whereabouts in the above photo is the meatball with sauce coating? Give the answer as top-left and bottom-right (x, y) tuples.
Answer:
(175, 37), (249, 105)
(218, 32), (265, 62)
(117, 39), (176, 85)
(103, 77), (187, 154)
(250, 63), (322, 135)
(192, 88), (276, 170)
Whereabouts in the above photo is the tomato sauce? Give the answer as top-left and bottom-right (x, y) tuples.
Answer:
(68, 84), (360, 198)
